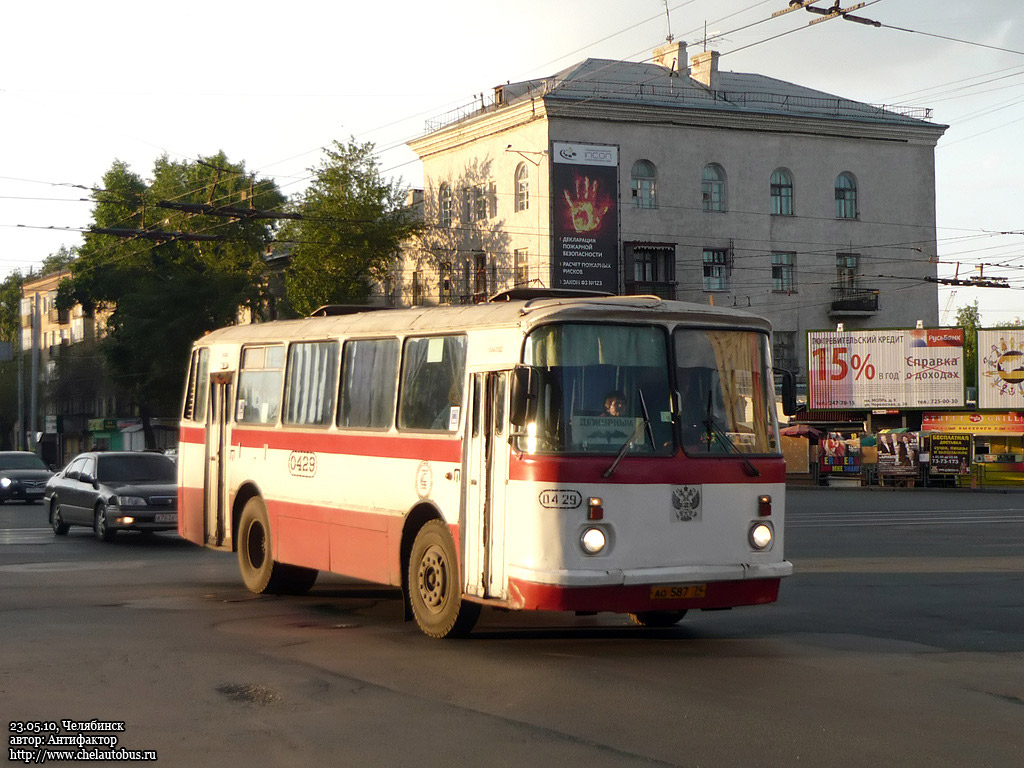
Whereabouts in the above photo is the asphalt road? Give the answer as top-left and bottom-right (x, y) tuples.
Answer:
(1, 489), (1022, 767)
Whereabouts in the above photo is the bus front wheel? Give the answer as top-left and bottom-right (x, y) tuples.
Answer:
(237, 497), (318, 595)
(408, 520), (480, 639)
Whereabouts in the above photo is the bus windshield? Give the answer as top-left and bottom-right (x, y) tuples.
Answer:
(522, 323), (674, 455)
(674, 328), (779, 455)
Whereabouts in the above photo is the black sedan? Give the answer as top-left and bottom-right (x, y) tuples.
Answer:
(46, 451), (178, 541)
(0, 451), (53, 504)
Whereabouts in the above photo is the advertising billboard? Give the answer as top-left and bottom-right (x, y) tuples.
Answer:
(929, 433), (973, 475)
(807, 328), (965, 410)
(977, 329), (1024, 410)
(550, 142), (619, 293)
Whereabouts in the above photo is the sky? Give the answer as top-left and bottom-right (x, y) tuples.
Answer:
(2, 0), (1022, 325)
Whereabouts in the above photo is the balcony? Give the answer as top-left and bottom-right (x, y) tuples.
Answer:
(624, 281), (676, 300)
(829, 286), (879, 316)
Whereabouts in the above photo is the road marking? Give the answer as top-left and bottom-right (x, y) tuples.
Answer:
(0, 560), (148, 573)
(0, 527), (55, 544)
(794, 556), (1024, 573)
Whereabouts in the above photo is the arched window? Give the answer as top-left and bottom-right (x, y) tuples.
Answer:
(439, 183), (452, 227)
(514, 163), (529, 212)
(631, 160), (657, 209)
(702, 163), (726, 212)
(770, 169), (793, 216)
(835, 173), (857, 219)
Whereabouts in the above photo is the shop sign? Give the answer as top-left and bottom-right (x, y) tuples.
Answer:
(921, 411), (1024, 435)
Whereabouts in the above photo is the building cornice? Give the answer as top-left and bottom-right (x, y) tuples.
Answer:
(409, 96), (946, 158)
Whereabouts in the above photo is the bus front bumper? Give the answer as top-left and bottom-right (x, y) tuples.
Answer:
(505, 561), (793, 613)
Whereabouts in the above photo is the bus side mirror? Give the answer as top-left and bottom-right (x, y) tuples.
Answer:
(774, 367), (797, 416)
(510, 365), (539, 427)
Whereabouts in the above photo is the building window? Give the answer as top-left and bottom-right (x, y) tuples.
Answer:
(702, 248), (729, 291)
(702, 164), (726, 212)
(473, 253), (488, 300)
(625, 244), (675, 299)
(836, 253), (859, 288)
(772, 331), (797, 373)
(514, 248), (530, 286)
(439, 262), (453, 303)
(438, 184), (452, 227)
(469, 185), (489, 222)
(515, 163), (529, 212)
(411, 271), (424, 306)
(631, 160), (657, 209)
(770, 169), (793, 215)
(835, 172), (857, 219)
(771, 252), (796, 292)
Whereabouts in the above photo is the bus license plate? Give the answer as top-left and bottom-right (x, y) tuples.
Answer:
(650, 584), (706, 600)
(154, 513), (176, 523)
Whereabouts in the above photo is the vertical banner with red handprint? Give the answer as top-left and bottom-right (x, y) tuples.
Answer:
(551, 142), (619, 293)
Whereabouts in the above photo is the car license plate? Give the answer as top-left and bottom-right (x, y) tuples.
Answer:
(650, 584), (706, 600)
(154, 513), (176, 523)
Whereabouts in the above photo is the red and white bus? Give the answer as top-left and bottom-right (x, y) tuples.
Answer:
(178, 292), (793, 637)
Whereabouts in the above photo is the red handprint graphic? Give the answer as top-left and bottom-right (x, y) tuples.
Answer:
(563, 175), (610, 233)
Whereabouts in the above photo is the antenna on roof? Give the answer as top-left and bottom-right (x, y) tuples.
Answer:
(662, 0), (674, 42)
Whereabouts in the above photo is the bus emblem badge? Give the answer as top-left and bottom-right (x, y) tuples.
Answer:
(671, 486), (702, 522)
(415, 461), (433, 499)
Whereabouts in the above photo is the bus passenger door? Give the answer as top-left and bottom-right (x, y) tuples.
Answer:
(204, 373), (232, 550)
(463, 371), (511, 600)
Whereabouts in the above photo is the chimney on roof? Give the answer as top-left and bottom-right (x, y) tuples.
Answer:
(690, 50), (720, 90)
(653, 41), (689, 77)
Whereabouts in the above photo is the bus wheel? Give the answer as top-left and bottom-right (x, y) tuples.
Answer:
(628, 610), (687, 628)
(238, 497), (279, 593)
(408, 520), (480, 639)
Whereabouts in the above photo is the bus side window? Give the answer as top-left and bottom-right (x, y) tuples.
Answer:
(284, 341), (339, 427)
(398, 335), (467, 432)
(236, 345), (285, 425)
(338, 338), (398, 430)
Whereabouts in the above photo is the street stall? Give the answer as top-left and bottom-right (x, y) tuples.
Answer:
(921, 411), (1024, 487)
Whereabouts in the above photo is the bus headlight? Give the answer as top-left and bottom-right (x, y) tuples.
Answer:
(580, 527), (607, 555)
(749, 522), (774, 550)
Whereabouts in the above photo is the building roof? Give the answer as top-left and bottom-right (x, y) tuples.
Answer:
(426, 54), (943, 134)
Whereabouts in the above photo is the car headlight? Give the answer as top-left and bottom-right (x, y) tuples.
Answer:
(580, 527), (607, 555)
(0, 477), (11, 488)
(749, 522), (774, 550)
(116, 495), (148, 506)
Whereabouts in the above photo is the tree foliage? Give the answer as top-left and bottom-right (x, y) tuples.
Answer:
(59, 153), (285, 429)
(956, 301), (982, 390)
(281, 139), (422, 315)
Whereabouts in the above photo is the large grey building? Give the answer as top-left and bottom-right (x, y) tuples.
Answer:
(394, 41), (947, 384)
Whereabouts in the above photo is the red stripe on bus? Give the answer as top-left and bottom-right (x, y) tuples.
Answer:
(179, 424), (461, 462)
(507, 455), (785, 485)
(506, 576), (781, 613)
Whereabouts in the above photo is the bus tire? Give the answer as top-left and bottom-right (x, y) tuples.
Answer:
(408, 520), (480, 639)
(628, 610), (687, 628)
(238, 497), (282, 594)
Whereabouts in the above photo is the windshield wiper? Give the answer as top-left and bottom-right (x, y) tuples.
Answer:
(603, 388), (654, 478)
(702, 390), (760, 477)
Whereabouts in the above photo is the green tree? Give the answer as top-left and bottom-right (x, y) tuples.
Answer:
(0, 271), (24, 448)
(59, 153), (285, 445)
(40, 245), (78, 276)
(282, 139), (422, 316)
(956, 301), (981, 391)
